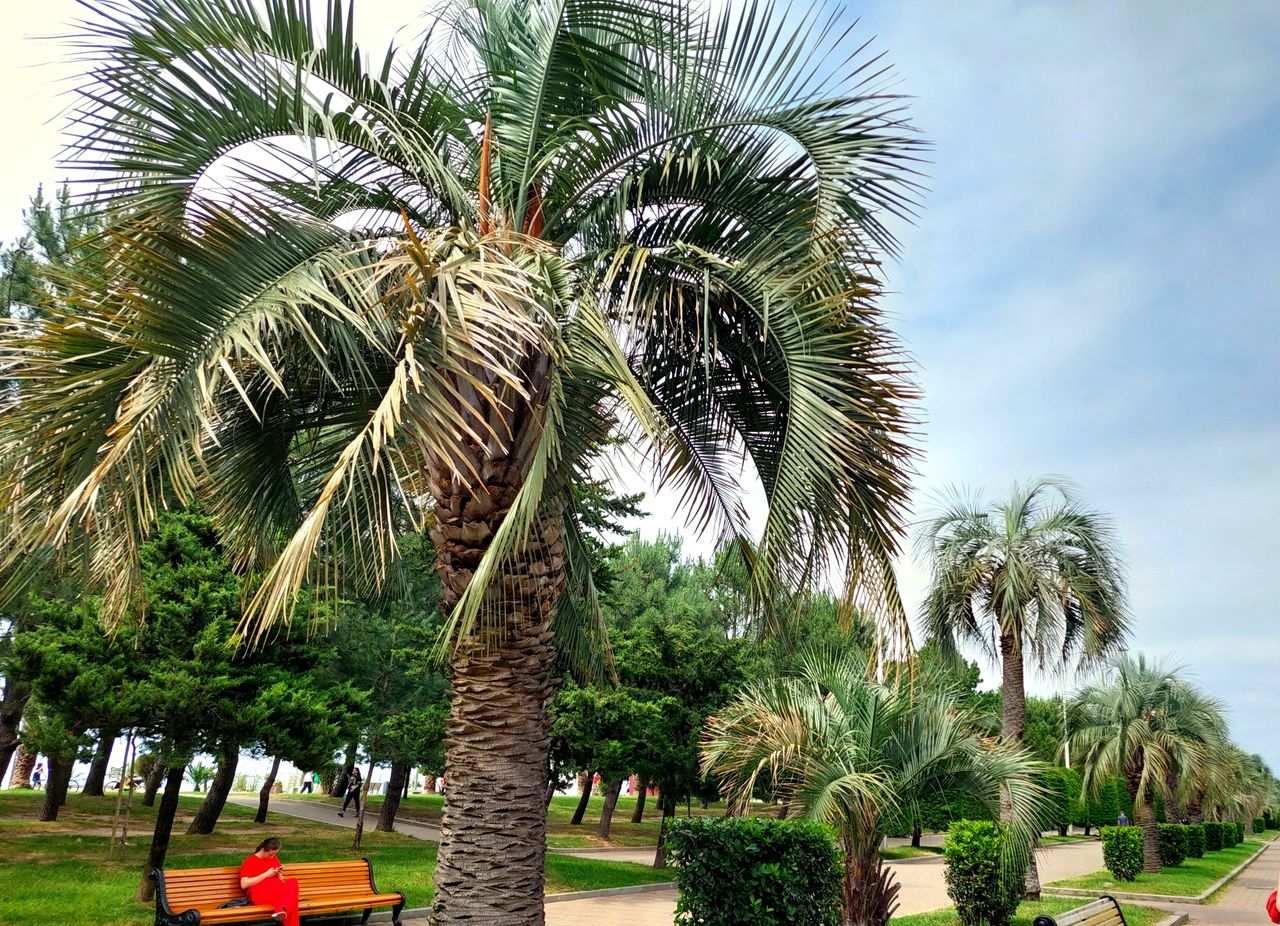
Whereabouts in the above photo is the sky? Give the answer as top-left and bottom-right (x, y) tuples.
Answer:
(1, 0), (1278, 780)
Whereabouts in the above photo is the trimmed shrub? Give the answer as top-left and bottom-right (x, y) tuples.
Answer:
(1255, 818), (1266, 834)
(1203, 821), (1225, 851)
(1221, 821), (1237, 848)
(944, 820), (1026, 926)
(1185, 823), (1206, 858)
(1157, 824), (1188, 867)
(1101, 826), (1144, 881)
(1235, 821), (1245, 844)
(667, 817), (842, 926)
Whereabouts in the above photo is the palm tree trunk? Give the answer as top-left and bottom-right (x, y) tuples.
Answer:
(82, 728), (118, 796)
(911, 821), (922, 848)
(254, 755), (281, 824)
(1163, 771), (1184, 822)
(142, 758), (167, 807)
(429, 465), (564, 926)
(571, 772), (595, 825)
(1187, 796), (1203, 824)
(999, 629), (1041, 899)
(777, 800), (791, 820)
(597, 778), (623, 841)
(185, 740), (238, 835)
(840, 832), (901, 926)
(0, 681), (29, 786)
(10, 743), (35, 788)
(631, 779), (647, 823)
(1135, 796), (1161, 872)
(378, 761), (410, 832)
(39, 754), (75, 821)
(138, 764), (187, 901)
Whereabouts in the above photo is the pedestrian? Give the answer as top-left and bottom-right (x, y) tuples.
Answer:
(32, 762), (43, 789)
(300, 772), (313, 794)
(1117, 810), (1129, 826)
(339, 766), (362, 817)
(239, 836), (299, 926)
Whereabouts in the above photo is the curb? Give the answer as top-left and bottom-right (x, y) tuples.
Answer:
(1044, 837), (1272, 905)
(348, 882), (679, 922)
(1152, 915), (1189, 926)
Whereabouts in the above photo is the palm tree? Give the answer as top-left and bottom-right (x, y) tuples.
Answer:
(1067, 654), (1221, 872)
(0, 1), (921, 920)
(702, 650), (1052, 926)
(918, 477), (1127, 897)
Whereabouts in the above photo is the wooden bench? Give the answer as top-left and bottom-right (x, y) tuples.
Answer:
(149, 859), (405, 926)
(1032, 895), (1127, 926)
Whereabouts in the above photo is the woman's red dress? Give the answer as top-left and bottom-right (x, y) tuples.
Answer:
(239, 853), (300, 926)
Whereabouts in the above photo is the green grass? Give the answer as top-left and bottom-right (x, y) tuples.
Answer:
(0, 790), (673, 926)
(891, 896), (1166, 926)
(1049, 837), (1264, 896)
(880, 845), (944, 860)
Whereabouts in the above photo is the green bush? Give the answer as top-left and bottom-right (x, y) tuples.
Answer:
(1157, 824), (1187, 867)
(1185, 824), (1206, 858)
(1236, 821), (1246, 843)
(1203, 821), (1225, 851)
(667, 817), (842, 926)
(1221, 821), (1237, 848)
(944, 820), (1025, 926)
(1254, 818), (1266, 834)
(1101, 826), (1144, 881)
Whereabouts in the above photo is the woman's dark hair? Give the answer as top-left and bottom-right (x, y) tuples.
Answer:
(254, 837), (281, 853)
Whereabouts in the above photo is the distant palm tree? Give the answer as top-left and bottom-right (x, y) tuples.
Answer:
(918, 477), (1127, 896)
(1067, 654), (1221, 872)
(186, 763), (214, 794)
(702, 650), (1051, 926)
(0, 0), (921, 920)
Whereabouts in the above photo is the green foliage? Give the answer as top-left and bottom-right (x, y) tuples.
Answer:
(1184, 823), (1205, 858)
(943, 820), (1025, 926)
(1235, 821), (1245, 843)
(1202, 821), (1225, 852)
(186, 763), (214, 792)
(667, 817), (842, 926)
(1101, 826), (1143, 881)
(1255, 818), (1266, 834)
(1041, 767), (1082, 836)
(1157, 824), (1187, 867)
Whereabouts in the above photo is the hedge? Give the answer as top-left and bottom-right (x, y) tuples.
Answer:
(1185, 823), (1206, 858)
(1101, 826), (1144, 880)
(667, 817), (842, 926)
(1203, 821), (1225, 851)
(944, 820), (1025, 926)
(1236, 821), (1246, 843)
(1255, 818), (1266, 834)
(1157, 824), (1187, 867)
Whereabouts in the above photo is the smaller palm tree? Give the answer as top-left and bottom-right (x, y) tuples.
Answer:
(702, 650), (1051, 926)
(1067, 654), (1222, 872)
(186, 763), (214, 793)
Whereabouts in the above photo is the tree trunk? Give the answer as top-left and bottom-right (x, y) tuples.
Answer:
(777, 799), (791, 820)
(840, 834), (901, 926)
(911, 822), (922, 848)
(254, 756), (281, 824)
(352, 750), (376, 851)
(331, 740), (357, 797)
(10, 744), (35, 788)
(1187, 797), (1203, 824)
(138, 763), (187, 902)
(143, 758), (167, 807)
(999, 629), (1040, 900)
(378, 761), (410, 832)
(404, 770), (411, 799)
(1135, 796), (1161, 872)
(39, 754), (75, 821)
(0, 681), (28, 787)
(185, 741), (238, 835)
(653, 790), (677, 868)
(1163, 771), (1184, 822)
(570, 771), (595, 825)
(82, 728), (118, 797)
(631, 779), (647, 823)
(597, 778), (623, 841)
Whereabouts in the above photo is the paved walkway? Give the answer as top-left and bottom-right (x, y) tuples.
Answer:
(1137, 838), (1280, 926)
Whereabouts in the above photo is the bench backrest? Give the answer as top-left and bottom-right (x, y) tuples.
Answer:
(1033, 895), (1125, 926)
(159, 861), (377, 912)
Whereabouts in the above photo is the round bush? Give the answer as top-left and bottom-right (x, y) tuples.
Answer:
(1157, 824), (1187, 867)
(944, 820), (1026, 926)
(1236, 821), (1246, 844)
(1254, 817), (1266, 834)
(667, 817), (842, 926)
(1203, 821), (1224, 851)
(1185, 823), (1206, 858)
(1101, 825), (1144, 881)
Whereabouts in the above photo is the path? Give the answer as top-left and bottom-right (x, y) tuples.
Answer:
(1141, 838), (1280, 926)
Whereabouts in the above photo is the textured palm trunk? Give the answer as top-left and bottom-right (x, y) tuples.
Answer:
(631, 779), (647, 823)
(840, 833), (900, 926)
(378, 761), (410, 832)
(186, 740), (238, 835)
(1163, 771), (1183, 822)
(139, 764), (187, 901)
(0, 681), (28, 786)
(82, 728), (118, 796)
(254, 755), (281, 824)
(999, 629), (1041, 899)
(1135, 797), (1161, 871)
(597, 778), (623, 841)
(142, 758), (167, 807)
(570, 772), (595, 825)
(10, 743), (35, 788)
(429, 459), (564, 926)
(1187, 796), (1203, 824)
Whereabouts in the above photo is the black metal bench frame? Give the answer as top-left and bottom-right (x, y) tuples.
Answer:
(1033, 894), (1128, 926)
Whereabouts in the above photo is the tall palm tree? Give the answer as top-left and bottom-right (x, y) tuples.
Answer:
(0, 0), (921, 920)
(702, 650), (1052, 926)
(1067, 654), (1221, 872)
(918, 477), (1127, 897)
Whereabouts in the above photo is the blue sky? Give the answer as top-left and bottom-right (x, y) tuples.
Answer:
(1, 1), (1277, 772)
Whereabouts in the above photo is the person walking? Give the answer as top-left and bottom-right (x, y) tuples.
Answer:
(31, 762), (43, 789)
(1117, 810), (1129, 826)
(239, 836), (300, 926)
(339, 766), (362, 817)
(299, 772), (313, 794)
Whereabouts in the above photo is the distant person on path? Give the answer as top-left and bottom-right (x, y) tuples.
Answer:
(239, 836), (299, 926)
(1117, 811), (1129, 826)
(339, 766), (362, 817)
(31, 762), (43, 789)
(300, 772), (313, 794)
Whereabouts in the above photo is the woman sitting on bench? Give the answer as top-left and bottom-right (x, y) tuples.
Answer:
(239, 837), (300, 926)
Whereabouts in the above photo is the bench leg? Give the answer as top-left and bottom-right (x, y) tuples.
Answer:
(390, 900), (404, 926)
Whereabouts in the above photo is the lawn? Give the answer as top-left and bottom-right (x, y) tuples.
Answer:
(0, 790), (673, 926)
(1049, 837), (1264, 896)
(891, 896), (1167, 926)
(880, 845), (945, 860)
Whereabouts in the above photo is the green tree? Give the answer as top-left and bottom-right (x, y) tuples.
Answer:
(1, 2), (921, 918)
(919, 478), (1128, 896)
(1067, 654), (1222, 872)
(703, 650), (1052, 926)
